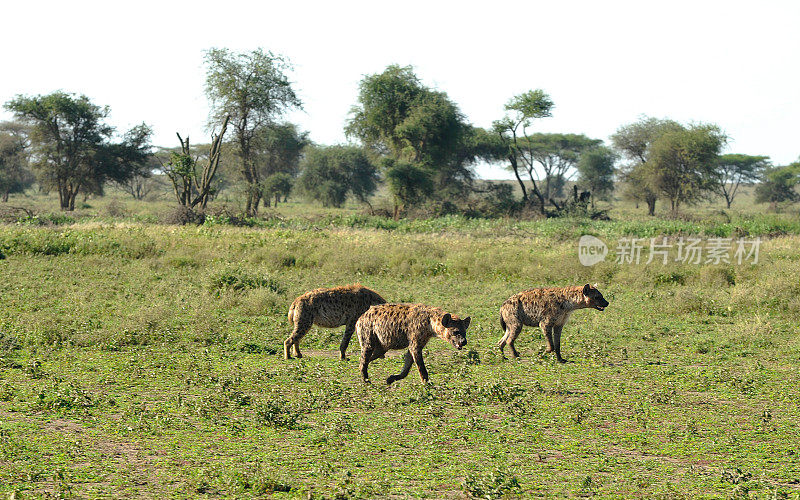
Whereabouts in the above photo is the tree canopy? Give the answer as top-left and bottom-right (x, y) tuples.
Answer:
(296, 145), (379, 208)
(754, 162), (800, 205)
(346, 65), (478, 214)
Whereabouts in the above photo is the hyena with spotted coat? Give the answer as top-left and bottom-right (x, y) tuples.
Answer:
(499, 284), (609, 362)
(284, 284), (386, 360)
(356, 304), (470, 384)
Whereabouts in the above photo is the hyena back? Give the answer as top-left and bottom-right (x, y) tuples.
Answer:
(499, 284), (608, 362)
(284, 284), (386, 360)
(356, 303), (470, 384)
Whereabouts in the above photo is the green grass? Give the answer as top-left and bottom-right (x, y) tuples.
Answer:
(1, 212), (800, 497)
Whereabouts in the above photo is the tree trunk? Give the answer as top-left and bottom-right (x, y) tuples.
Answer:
(59, 188), (71, 211)
(69, 189), (78, 211)
(526, 169), (546, 215)
(247, 189), (261, 217)
(646, 197), (656, 216)
(58, 181), (67, 210)
(1, 190), (8, 202)
(533, 189), (546, 215)
(509, 158), (528, 202)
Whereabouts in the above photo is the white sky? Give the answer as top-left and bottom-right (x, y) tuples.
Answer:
(1, 0), (798, 179)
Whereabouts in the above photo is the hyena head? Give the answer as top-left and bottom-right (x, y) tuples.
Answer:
(440, 313), (470, 350)
(582, 284), (609, 311)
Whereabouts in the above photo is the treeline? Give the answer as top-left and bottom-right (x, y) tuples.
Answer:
(2, 48), (798, 217)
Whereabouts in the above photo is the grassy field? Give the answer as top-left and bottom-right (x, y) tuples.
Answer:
(1, 198), (800, 498)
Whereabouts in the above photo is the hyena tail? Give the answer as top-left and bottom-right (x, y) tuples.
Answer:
(287, 302), (296, 323)
(498, 313), (509, 348)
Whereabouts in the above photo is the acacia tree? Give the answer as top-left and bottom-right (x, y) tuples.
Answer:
(262, 172), (293, 207)
(394, 89), (471, 190)
(492, 90), (554, 212)
(346, 65), (425, 158)
(755, 162), (800, 205)
(714, 154), (769, 208)
(5, 92), (151, 210)
(0, 121), (33, 202)
(81, 124), (154, 199)
(118, 155), (161, 200)
(346, 65), (476, 215)
(522, 133), (602, 200)
(611, 117), (682, 215)
(576, 146), (617, 207)
(296, 145), (379, 208)
(252, 123), (309, 207)
(204, 48), (302, 216)
(648, 124), (727, 212)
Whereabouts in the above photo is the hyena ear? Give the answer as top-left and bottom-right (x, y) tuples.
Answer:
(462, 316), (471, 329)
(441, 313), (452, 328)
(582, 283), (592, 295)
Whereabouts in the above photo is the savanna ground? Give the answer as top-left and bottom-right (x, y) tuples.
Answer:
(1, 188), (800, 498)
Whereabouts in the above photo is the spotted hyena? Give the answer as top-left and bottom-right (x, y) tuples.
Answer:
(356, 303), (470, 384)
(284, 284), (386, 360)
(498, 284), (609, 362)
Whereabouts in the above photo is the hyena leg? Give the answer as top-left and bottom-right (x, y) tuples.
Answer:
(360, 346), (373, 383)
(339, 320), (357, 360)
(540, 323), (554, 353)
(284, 317), (312, 360)
(410, 346), (429, 384)
(553, 325), (566, 363)
(503, 323), (523, 358)
(387, 351), (413, 385)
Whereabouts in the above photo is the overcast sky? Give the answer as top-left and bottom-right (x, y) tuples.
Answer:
(1, 0), (797, 179)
